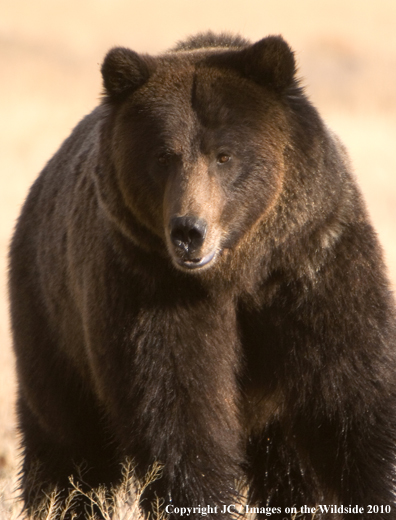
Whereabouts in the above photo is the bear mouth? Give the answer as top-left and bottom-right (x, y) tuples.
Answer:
(174, 248), (217, 271)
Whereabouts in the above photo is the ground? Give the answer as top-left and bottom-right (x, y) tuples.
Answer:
(1, 0), (396, 517)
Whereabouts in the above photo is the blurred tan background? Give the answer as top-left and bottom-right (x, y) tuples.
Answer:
(1, 0), (396, 513)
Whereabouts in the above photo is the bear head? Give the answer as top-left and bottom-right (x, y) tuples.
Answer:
(98, 35), (299, 274)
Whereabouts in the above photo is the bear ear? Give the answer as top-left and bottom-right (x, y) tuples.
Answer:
(101, 47), (155, 101)
(238, 36), (296, 91)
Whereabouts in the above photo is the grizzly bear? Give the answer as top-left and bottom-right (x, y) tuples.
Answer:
(9, 32), (396, 519)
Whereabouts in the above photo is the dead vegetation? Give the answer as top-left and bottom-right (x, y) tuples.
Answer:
(1, 461), (165, 520)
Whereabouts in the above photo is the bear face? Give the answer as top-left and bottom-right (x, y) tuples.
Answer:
(98, 38), (294, 273)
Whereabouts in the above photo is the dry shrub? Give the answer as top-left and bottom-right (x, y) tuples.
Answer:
(0, 477), (23, 520)
(3, 461), (164, 520)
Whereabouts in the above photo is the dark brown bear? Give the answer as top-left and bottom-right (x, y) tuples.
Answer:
(9, 32), (396, 519)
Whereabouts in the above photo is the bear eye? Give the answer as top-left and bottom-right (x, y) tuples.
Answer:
(158, 152), (173, 166)
(217, 153), (231, 164)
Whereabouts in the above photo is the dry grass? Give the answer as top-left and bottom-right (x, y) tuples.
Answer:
(0, 461), (165, 520)
(1, 0), (396, 517)
(0, 475), (22, 520)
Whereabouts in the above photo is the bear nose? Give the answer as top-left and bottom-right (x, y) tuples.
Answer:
(170, 216), (207, 253)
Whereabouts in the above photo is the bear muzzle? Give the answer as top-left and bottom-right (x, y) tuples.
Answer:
(169, 216), (217, 270)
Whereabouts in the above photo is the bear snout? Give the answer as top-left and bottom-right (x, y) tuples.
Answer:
(169, 215), (218, 269)
(170, 215), (207, 254)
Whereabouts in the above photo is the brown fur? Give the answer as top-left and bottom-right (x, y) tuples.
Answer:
(9, 33), (396, 519)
